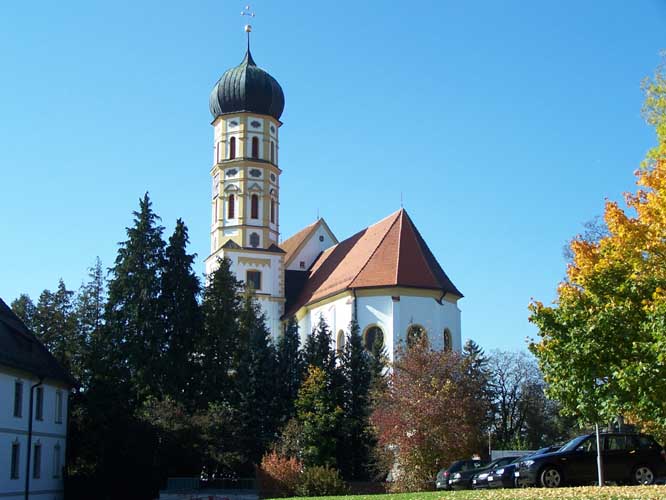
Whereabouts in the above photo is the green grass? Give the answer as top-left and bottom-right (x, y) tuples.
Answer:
(269, 485), (666, 500)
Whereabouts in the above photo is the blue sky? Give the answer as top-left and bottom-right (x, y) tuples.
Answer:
(1, 0), (664, 352)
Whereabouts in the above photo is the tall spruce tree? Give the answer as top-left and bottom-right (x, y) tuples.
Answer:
(339, 320), (374, 479)
(34, 279), (81, 376)
(199, 257), (242, 408)
(275, 317), (304, 426)
(303, 314), (336, 376)
(235, 291), (278, 466)
(105, 193), (166, 400)
(75, 258), (106, 388)
(161, 219), (201, 406)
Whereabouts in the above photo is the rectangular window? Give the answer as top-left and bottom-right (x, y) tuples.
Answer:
(35, 387), (44, 421)
(33, 443), (41, 479)
(10, 443), (20, 479)
(14, 381), (23, 417)
(55, 391), (63, 424)
(53, 444), (61, 478)
(246, 270), (261, 291)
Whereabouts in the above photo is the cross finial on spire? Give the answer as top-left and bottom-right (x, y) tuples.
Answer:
(241, 4), (255, 50)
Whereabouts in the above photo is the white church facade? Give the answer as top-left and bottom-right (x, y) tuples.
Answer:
(205, 43), (463, 361)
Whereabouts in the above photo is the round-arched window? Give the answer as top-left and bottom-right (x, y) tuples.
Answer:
(407, 324), (427, 347)
(364, 325), (384, 351)
(337, 330), (345, 353)
(443, 328), (452, 351)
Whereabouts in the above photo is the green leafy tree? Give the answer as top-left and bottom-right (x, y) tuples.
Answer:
(161, 219), (201, 406)
(105, 192), (166, 400)
(529, 60), (666, 436)
(295, 365), (344, 468)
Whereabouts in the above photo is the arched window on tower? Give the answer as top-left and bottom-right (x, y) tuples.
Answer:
(229, 137), (236, 160)
(227, 194), (235, 219)
(270, 141), (275, 164)
(270, 199), (275, 223)
(443, 328), (452, 351)
(407, 324), (427, 348)
(251, 136), (259, 158)
(251, 194), (259, 219)
(363, 325), (384, 351)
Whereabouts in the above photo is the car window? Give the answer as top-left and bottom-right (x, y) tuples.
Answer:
(560, 435), (588, 452)
(638, 436), (658, 450)
(605, 435), (627, 451)
(460, 461), (482, 471)
(576, 437), (597, 453)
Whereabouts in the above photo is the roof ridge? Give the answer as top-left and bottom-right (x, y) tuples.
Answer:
(394, 209), (404, 285)
(349, 211), (402, 288)
(405, 212), (440, 286)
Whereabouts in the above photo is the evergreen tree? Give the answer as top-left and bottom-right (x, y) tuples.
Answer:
(303, 314), (336, 375)
(275, 317), (304, 426)
(199, 257), (242, 408)
(11, 293), (36, 331)
(462, 339), (494, 449)
(105, 193), (166, 399)
(339, 320), (374, 479)
(235, 291), (278, 466)
(161, 219), (201, 406)
(34, 279), (80, 376)
(75, 258), (106, 388)
(296, 365), (343, 468)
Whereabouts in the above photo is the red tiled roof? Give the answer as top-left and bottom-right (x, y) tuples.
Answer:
(285, 209), (462, 316)
(280, 220), (319, 266)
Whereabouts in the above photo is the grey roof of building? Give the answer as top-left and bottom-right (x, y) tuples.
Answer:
(0, 298), (76, 386)
(209, 49), (285, 121)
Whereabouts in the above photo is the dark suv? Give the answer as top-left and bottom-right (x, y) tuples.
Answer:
(516, 432), (666, 488)
(436, 459), (487, 490)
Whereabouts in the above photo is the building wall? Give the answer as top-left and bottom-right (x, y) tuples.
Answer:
(205, 248), (285, 339)
(296, 288), (462, 362)
(0, 367), (68, 500)
(285, 225), (336, 271)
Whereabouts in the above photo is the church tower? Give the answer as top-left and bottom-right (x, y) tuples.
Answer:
(205, 33), (286, 337)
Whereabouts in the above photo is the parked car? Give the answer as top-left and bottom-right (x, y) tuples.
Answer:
(469, 457), (519, 489)
(516, 432), (666, 488)
(436, 459), (487, 490)
(451, 456), (518, 490)
(486, 445), (563, 489)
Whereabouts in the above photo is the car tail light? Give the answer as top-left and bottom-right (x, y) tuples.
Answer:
(444, 471), (449, 477)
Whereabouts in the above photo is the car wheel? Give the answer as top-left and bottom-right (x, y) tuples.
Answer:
(540, 466), (562, 488)
(633, 465), (655, 485)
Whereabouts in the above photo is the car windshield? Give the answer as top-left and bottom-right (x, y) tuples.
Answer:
(559, 435), (589, 452)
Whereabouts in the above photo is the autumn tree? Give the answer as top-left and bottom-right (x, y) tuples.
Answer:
(529, 59), (666, 437)
(371, 337), (491, 492)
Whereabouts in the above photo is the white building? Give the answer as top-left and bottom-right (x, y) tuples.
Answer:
(0, 299), (73, 500)
(206, 43), (463, 361)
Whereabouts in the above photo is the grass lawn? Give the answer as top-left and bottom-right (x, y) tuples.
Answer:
(270, 486), (666, 500)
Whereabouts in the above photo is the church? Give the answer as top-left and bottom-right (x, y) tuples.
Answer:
(204, 37), (463, 362)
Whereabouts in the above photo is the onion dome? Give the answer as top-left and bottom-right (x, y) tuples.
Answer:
(209, 49), (285, 121)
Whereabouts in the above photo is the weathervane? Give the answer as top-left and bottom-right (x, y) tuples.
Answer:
(241, 4), (255, 48)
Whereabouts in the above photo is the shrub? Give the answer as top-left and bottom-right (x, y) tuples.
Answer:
(258, 451), (302, 498)
(294, 466), (348, 497)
